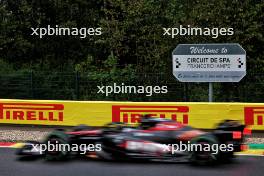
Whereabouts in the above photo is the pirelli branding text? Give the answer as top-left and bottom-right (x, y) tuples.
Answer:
(244, 107), (264, 126)
(0, 103), (64, 121)
(112, 105), (189, 124)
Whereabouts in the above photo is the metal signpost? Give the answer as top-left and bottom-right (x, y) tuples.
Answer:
(172, 43), (246, 102)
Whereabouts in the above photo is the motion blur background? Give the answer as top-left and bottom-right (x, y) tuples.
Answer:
(0, 0), (263, 102)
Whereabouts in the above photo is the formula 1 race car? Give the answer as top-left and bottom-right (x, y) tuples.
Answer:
(16, 116), (251, 165)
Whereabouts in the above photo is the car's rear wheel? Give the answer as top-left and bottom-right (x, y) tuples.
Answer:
(189, 135), (219, 165)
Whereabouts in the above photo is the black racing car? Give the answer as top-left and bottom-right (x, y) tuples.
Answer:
(16, 117), (251, 165)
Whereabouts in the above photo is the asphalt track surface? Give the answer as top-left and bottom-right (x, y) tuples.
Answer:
(1, 148), (264, 176)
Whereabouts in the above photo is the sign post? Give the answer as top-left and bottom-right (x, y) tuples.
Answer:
(209, 82), (213, 102)
(172, 43), (246, 102)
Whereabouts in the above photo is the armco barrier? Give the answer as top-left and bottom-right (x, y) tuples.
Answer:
(0, 99), (264, 130)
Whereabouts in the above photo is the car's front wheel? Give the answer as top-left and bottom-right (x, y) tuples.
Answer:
(44, 130), (70, 161)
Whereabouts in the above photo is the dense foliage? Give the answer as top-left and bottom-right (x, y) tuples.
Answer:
(0, 0), (264, 101)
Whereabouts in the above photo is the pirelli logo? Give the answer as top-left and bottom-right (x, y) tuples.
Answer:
(112, 105), (189, 124)
(0, 103), (64, 121)
(244, 107), (264, 125)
